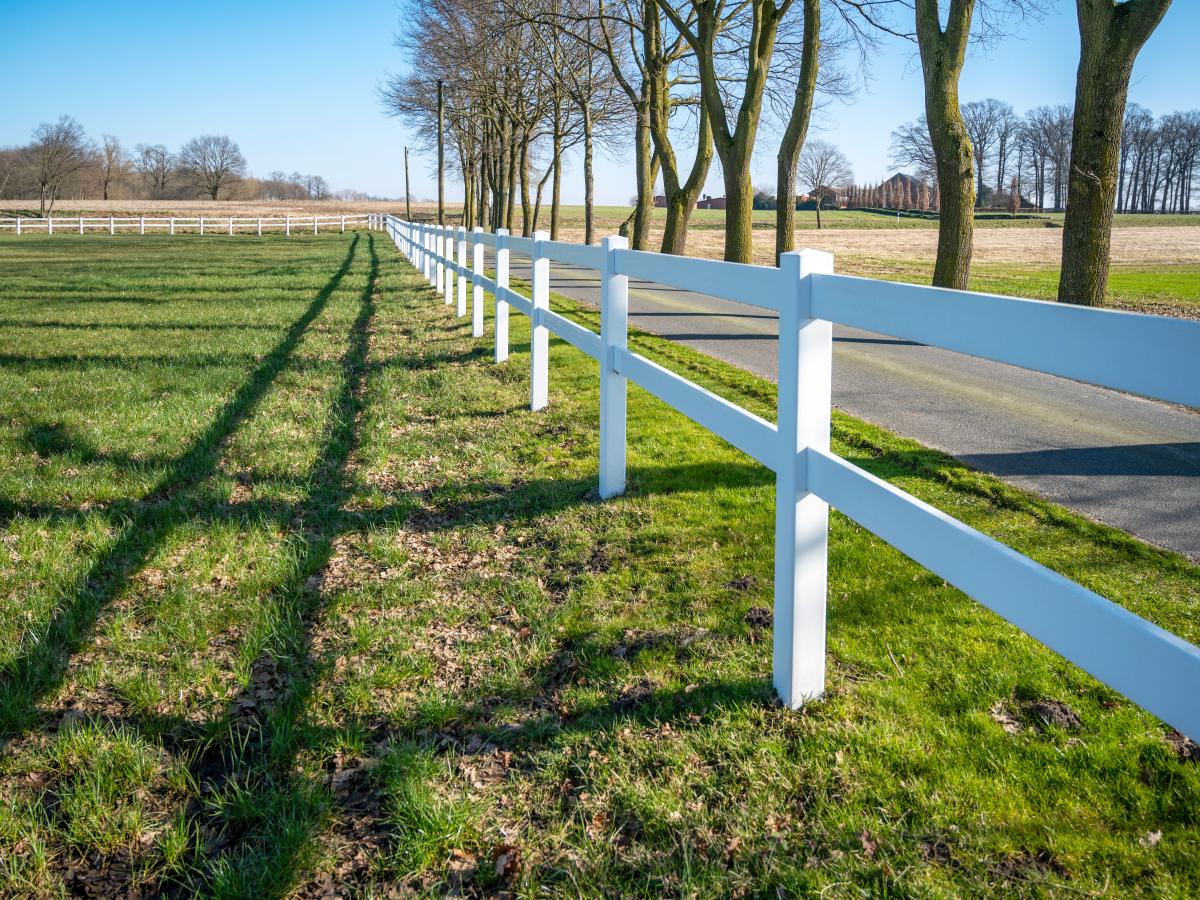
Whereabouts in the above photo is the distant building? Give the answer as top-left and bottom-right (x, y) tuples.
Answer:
(696, 195), (726, 210)
(653, 195), (668, 208)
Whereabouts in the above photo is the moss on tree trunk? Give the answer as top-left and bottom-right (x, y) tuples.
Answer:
(775, 0), (821, 261)
(916, 0), (975, 290)
(1059, 0), (1171, 307)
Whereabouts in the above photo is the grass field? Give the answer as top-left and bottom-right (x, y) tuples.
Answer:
(1, 234), (1199, 897)
(9, 201), (1198, 316)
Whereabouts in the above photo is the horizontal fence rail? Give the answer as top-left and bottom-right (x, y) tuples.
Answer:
(0, 213), (385, 236)
(383, 214), (1200, 740)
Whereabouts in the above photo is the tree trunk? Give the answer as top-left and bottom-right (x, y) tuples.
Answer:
(583, 109), (595, 245)
(437, 80), (445, 226)
(519, 136), (532, 237)
(1059, 0), (1171, 306)
(1116, 143), (1127, 211)
(720, 162), (755, 264)
(550, 126), (563, 240)
(463, 164), (474, 229)
(663, 0), (781, 263)
(505, 135), (518, 231)
(653, 94), (713, 256)
(774, 0), (821, 261)
(631, 97), (655, 251)
(916, 0), (976, 290)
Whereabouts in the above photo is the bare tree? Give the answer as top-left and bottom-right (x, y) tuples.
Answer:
(99, 135), (128, 201)
(133, 144), (175, 198)
(1060, 0), (1173, 307)
(178, 135), (247, 200)
(889, 115), (937, 185)
(796, 139), (852, 229)
(656, 0), (802, 263)
(993, 101), (1020, 198)
(27, 115), (94, 216)
(1025, 104), (1072, 209)
(962, 99), (1004, 205)
(305, 174), (331, 200)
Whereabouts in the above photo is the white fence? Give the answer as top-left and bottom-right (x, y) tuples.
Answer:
(384, 214), (1200, 740)
(0, 213), (385, 236)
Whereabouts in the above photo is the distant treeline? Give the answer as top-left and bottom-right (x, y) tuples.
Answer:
(0, 115), (381, 215)
(888, 101), (1199, 214)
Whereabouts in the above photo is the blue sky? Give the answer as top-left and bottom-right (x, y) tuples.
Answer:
(1, 0), (1196, 204)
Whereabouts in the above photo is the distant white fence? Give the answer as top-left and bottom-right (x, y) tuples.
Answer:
(0, 213), (385, 236)
(384, 214), (1200, 740)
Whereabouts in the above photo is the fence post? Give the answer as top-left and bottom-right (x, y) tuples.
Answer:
(200, 217), (205, 236)
(169, 217), (175, 235)
(341, 214), (346, 234)
(140, 216), (145, 236)
(495, 228), (510, 363)
(471, 226), (484, 337)
(285, 215), (290, 237)
(257, 217), (262, 236)
(110, 216), (114, 235)
(313, 216), (318, 236)
(773, 248), (835, 709)
(79, 215), (84, 235)
(229, 217), (234, 236)
(48, 217), (53, 235)
(456, 226), (468, 316)
(530, 230), (551, 410)
(444, 228), (455, 305)
(598, 235), (630, 498)
(428, 226), (437, 286)
(15, 217), (20, 236)
(436, 227), (446, 294)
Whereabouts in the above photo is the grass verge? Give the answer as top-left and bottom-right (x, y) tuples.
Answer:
(0, 233), (1197, 897)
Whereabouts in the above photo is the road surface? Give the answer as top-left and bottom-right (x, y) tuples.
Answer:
(479, 251), (1200, 559)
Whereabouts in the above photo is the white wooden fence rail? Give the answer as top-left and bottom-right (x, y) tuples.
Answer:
(0, 213), (385, 235)
(383, 214), (1200, 740)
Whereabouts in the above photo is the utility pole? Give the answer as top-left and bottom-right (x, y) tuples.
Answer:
(404, 146), (412, 221)
(437, 79), (445, 226)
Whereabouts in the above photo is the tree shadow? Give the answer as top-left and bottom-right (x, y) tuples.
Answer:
(0, 234), (363, 738)
(3, 239), (802, 896)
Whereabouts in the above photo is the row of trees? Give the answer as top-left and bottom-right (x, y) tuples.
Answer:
(890, 102), (1072, 211)
(0, 116), (350, 214)
(382, 0), (874, 260)
(889, 98), (1198, 214)
(847, 179), (939, 212)
(386, 0), (1178, 306)
(1118, 104), (1200, 213)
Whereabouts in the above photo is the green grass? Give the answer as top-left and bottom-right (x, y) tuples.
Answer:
(1, 233), (1198, 897)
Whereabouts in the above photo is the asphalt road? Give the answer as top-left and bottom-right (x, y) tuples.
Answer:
(482, 252), (1200, 559)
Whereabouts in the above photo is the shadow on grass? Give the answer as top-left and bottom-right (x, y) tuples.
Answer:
(0, 234), (362, 739)
(2, 252), (784, 895)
